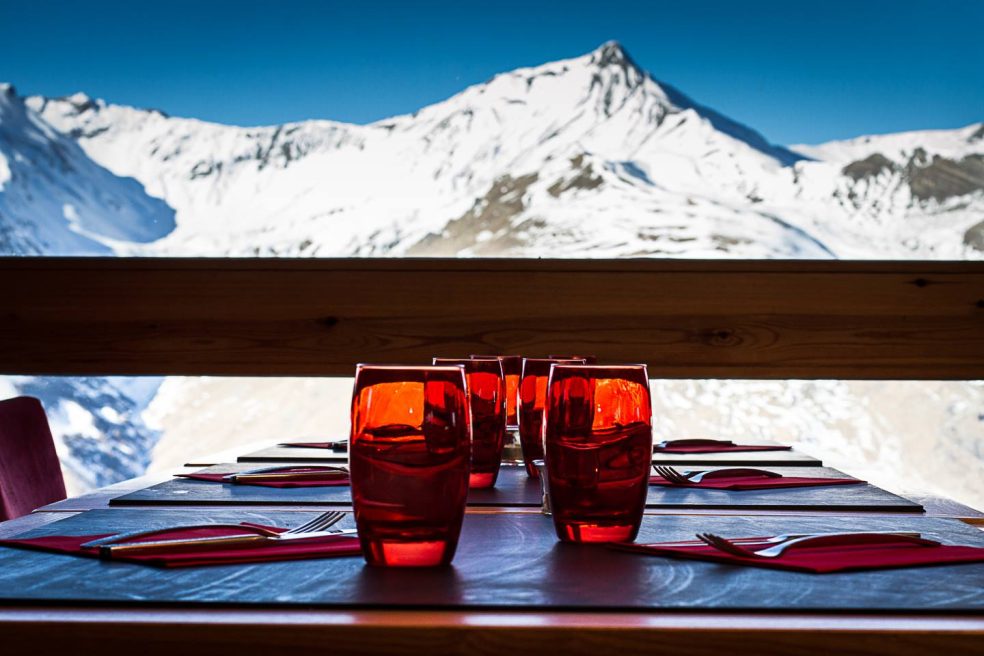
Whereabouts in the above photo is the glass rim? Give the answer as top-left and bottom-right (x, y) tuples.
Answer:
(550, 363), (647, 370)
(433, 357), (489, 364)
(433, 357), (505, 372)
(355, 363), (466, 372)
(521, 357), (587, 364)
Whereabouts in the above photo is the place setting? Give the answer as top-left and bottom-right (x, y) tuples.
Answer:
(644, 463), (920, 511)
(0, 510), (363, 569)
(110, 463), (356, 506)
(235, 439), (350, 464)
(652, 437), (822, 466)
(180, 464), (350, 487)
(610, 526), (984, 575)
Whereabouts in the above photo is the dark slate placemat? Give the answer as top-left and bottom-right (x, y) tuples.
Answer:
(237, 445), (348, 464)
(111, 464), (541, 508)
(237, 442), (821, 467)
(111, 465), (921, 512)
(652, 444), (821, 467)
(0, 509), (980, 611)
(646, 466), (922, 512)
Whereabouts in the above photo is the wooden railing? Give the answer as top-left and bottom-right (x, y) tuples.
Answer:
(2, 257), (983, 379)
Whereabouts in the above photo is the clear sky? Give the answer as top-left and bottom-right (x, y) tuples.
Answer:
(1, 0), (981, 145)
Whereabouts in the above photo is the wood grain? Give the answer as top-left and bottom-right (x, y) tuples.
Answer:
(2, 258), (982, 378)
(1, 608), (981, 656)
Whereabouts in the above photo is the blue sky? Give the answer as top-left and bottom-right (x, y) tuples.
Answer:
(1, 0), (981, 145)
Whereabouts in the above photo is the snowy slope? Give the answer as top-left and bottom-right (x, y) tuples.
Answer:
(787, 124), (984, 258)
(0, 84), (175, 255)
(0, 375), (162, 495)
(21, 41), (981, 260)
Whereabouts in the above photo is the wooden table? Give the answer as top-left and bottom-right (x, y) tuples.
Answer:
(2, 456), (983, 654)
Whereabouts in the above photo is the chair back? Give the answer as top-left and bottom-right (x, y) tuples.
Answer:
(0, 396), (67, 520)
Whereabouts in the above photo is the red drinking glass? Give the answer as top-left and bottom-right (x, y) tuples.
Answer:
(544, 364), (652, 543)
(350, 365), (471, 567)
(518, 357), (586, 478)
(470, 354), (522, 429)
(433, 357), (506, 488)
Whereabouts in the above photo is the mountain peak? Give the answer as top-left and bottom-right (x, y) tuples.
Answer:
(589, 41), (638, 70)
(583, 40), (647, 94)
(56, 92), (100, 115)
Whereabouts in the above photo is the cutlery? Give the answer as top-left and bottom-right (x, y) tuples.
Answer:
(696, 531), (936, 558)
(90, 511), (349, 557)
(655, 438), (734, 449)
(82, 523), (281, 548)
(98, 528), (359, 557)
(222, 464), (349, 483)
(652, 532), (875, 547)
(653, 465), (782, 485)
(280, 440), (348, 452)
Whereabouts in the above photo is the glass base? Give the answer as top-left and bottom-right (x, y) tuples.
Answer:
(556, 521), (638, 543)
(469, 472), (496, 488)
(523, 460), (540, 478)
(364, 540), (454, 567)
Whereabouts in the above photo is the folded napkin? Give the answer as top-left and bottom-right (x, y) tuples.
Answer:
(178, 467), (350, 488)
(280, 440), (348, 451)
(655, 439), (792, 454)
(610, 536), (984, 573)
(649, 473), (863, 491)
(0, 523), (361, 568)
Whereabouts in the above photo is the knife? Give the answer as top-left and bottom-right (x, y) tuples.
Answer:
(655, 438), (734, 448)
(222, 464), (348, 483)
(97, 528), (358, 558)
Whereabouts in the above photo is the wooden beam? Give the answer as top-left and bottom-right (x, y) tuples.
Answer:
(2, 258), (982, 379)
(1, 607), (982, 656)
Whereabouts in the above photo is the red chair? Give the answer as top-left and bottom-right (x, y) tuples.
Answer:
(0, 396), (67, 520)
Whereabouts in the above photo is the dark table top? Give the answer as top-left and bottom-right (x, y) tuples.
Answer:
(0, 509), (979, 612)
(109, 464), (922, 512)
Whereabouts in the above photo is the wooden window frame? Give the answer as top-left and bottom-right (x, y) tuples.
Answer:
(2, 257), (982, 379)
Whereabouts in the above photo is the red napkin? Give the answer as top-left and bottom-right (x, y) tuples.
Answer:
(178, 468), (350, 488)
(610, 536), (984, 573)
(649, 474), (863, 491)
(0, 524), (361, 568)
(655, 439), (792, 454)
(280, 441), (347, 451)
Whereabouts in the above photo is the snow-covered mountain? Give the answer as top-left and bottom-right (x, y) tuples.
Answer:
(0, 375), (162, 493)
(1, 42), (982, 497)
(5, 41), (981, 260)
(0, 83), (174, 255)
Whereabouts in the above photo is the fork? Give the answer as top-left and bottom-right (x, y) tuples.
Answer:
(95, 511), (349, 556)
(696, 531), (933, 558)
(653, 465), (781, 485)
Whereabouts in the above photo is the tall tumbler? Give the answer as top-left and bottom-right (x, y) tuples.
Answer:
(350, 364), (471, 566)
(434, 357), (506, 488)
(544, 364), (652, 543)
(470, 354), (522, 430)
(518, 357), (586, 477)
